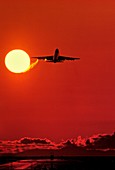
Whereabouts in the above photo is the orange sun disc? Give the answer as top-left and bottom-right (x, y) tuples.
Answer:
(5, 49), (30, 73)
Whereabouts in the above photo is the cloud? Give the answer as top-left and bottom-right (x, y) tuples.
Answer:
(0, 137), (56, 154)
(76, 136), (86, 146)
(20, 137), (51, 145)
(1, 132), (115, 155)
(85, 132), (115, 149)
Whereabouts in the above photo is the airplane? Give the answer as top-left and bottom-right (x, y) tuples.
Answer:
(32, 48), (80, 63)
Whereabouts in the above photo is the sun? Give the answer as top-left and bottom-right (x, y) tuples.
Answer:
(5, 49), (30, 73)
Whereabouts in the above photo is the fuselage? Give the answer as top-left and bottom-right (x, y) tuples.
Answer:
(53, 49), (59, 62)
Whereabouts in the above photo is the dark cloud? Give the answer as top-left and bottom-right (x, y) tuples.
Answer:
(20, 137), (52, 145)
(62, 139), (75, 146)
(86, 132), (115, 149)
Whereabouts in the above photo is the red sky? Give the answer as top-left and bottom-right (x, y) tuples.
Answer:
(0, 0), (115, 142)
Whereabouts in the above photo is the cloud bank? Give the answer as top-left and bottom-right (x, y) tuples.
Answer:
(0, 132), (115, 155)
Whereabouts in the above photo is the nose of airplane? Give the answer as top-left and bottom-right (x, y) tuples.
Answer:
(55, 48), (59, 53)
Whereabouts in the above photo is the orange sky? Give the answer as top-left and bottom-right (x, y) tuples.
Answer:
(0, 0), (115, 142)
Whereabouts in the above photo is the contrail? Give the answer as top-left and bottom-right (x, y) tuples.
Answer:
(24, 59), (38, 73)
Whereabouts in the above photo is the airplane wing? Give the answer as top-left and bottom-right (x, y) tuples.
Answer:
(58, 56), (80, 60)
(32, 56), (53, 60)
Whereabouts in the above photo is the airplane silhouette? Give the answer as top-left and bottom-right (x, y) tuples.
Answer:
(32, 48), (80, 63)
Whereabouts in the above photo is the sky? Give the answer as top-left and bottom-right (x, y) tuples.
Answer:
(0, 0), (115, 142)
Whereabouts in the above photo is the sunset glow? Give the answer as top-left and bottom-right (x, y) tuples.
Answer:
(0, 0), (115, 143)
